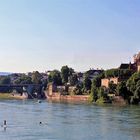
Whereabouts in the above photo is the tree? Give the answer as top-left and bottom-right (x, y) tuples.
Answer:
(105, 69), (119, 78)
(72, 84), (83, 95)
(117, 81), (129, 99)
(83, 76), (91, 91)
(61, 66), (69, 84)
(0, 76), (11, 84)
(89, 77), (100, 102)
(61, 66), (74, 84)
(97, 87), (105, 99)
(90, 85), (98, 102)
(69, 68), (74, 76)
(105, 68), (133, 78)
(41, 78), (48, 89)
(92, 76), (101, 87)
(119, 69), (134, 78)
(108, 81), (117, 94)
(48, 70), (62, 85)
(14, 75), (32, 84)
(126, 72), (140, 104)
(31, 71), (42, 84)
(69, 74), (78, 86)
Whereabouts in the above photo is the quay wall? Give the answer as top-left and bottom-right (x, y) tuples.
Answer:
(45, 92), (89, 102)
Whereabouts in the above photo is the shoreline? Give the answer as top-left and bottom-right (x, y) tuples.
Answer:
(45, 91), (90, 103)
(0, 93), (28, 100)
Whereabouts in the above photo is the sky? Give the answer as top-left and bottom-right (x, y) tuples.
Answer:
(0, 0), (140, 73)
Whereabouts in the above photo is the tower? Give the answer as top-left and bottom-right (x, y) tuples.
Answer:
(134, 52), (140, 71)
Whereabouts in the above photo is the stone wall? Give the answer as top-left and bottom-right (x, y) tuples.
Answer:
(46, 94), (89, 102)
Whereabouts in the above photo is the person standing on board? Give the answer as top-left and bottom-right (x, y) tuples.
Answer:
(1, 120), (7, 131)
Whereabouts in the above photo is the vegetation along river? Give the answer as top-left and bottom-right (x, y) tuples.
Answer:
(0, 100), (140, 140)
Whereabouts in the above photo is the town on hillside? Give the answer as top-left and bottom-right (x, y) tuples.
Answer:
(0, 51), (140, 104)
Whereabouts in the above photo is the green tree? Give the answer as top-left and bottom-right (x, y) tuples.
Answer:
(119, 69), (134, 78)
(89, 77), (100, 102)
(97, 87), (105, 98)
(72, 85), (83, 95)
(31, 71), (42, 84)
(105, 69), (119, 78)
(126, 72), (140, 104)
(117, 81), (129, 99)
(69, 68), (74, 76)
(14, 75), (32, 84)
(48, 70), (62, 85)
(95, 87), (109, 104)
(41, 78), (48, 89)
(69, 74), (78, 86)
(92, 76), (102, 87)
(61, 65), (69, 84)
(61, 66), (74, 84)
(90, 85), (98, 102)
(83, 76), (92, 91)
(105, 69), (134, 78)
(108, 81), (117, 94)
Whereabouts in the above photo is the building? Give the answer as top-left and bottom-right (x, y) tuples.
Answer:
(134, 52), (140, 71)
(118, 51), (140, 72)
(119, 63), (131, 69)
(101, 51), (140, 88)
(85, 69), (103, 80)
(138, 65), (140, 71)
(47, 83), (57, 96)
(89, 69), (103, 80)
(77, 72), (84, 83)
(101, 77), (121, 88)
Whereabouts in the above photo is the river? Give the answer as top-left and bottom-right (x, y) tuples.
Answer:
(0, 100), (140, 140)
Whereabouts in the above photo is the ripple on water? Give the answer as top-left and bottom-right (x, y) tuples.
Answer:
(0, 100), (140, 140)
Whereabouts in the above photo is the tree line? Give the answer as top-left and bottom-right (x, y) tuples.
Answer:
(90, 69), (140, 104)
(0, 66), (140, 104)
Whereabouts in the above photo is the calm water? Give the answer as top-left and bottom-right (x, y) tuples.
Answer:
(0, 100), (140, 140)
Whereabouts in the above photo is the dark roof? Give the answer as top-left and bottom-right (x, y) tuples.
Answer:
(77, 72), (83, 77)
(119, 64), (130, 69)
(86, 69), (103, 75)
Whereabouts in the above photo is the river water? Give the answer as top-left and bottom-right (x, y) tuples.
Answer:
(0, 100), (140, 140)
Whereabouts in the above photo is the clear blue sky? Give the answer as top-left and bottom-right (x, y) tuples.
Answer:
(0, 0), (140, 72)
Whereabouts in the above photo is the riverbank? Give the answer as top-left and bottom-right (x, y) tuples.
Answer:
(0, 93), (28, 100)
(45, 91), (89, 102)
(45, 91), (129, 105)
(0, 93), (15, 99)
